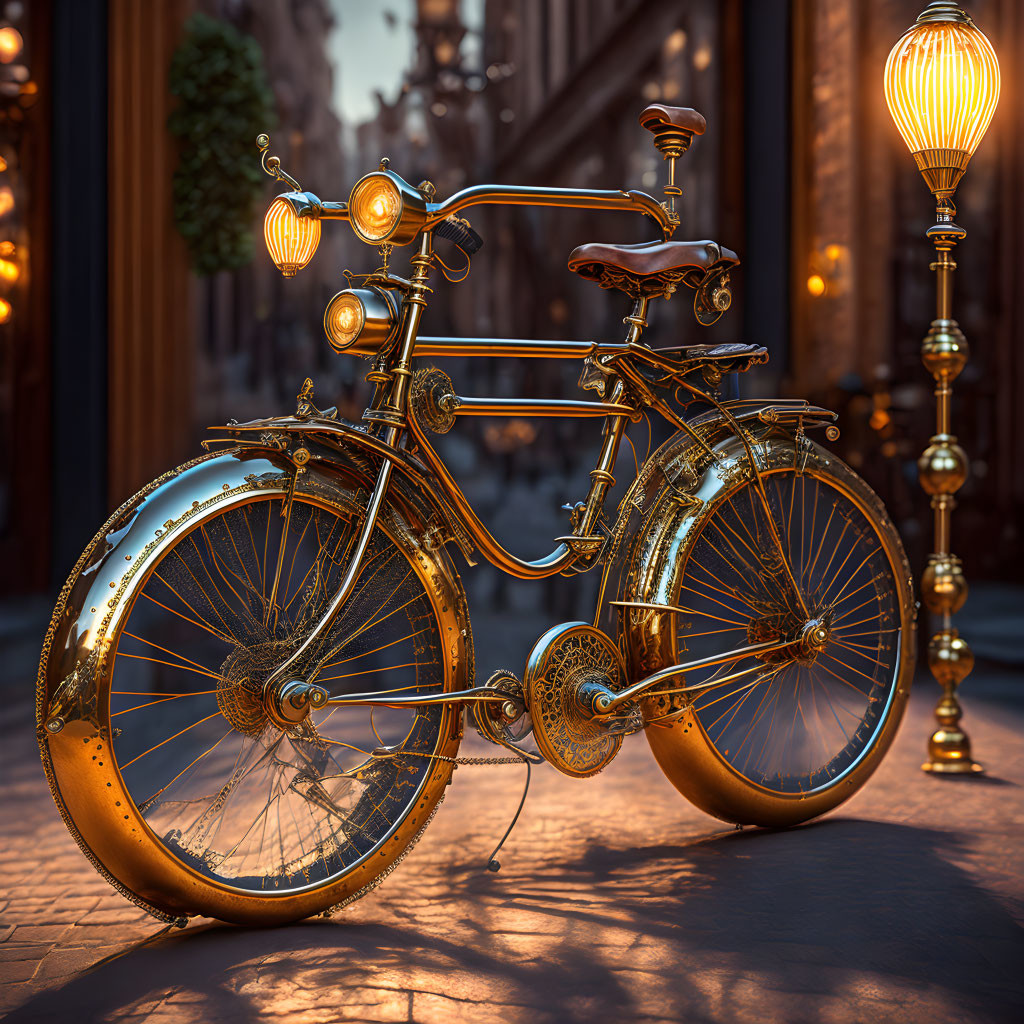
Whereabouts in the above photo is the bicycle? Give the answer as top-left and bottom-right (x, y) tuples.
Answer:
(38, 102), (915, 926)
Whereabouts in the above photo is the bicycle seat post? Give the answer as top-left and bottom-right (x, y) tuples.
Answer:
(658, 139), (684, 216)
(623, 295), (650, 345)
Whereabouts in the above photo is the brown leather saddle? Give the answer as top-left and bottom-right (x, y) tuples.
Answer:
(638, 103), (707, 140)
(567, 239), (739, 299)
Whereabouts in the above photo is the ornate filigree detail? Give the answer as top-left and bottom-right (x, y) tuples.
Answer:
(410, 366), (458, 434)
(524, 624), (626, 778)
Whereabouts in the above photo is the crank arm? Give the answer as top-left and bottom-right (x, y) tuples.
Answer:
(589, 637), (794, 715)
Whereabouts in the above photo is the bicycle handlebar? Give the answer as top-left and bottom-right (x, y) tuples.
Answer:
(423, 184), (676, 237)
(304, 182), (676, 252)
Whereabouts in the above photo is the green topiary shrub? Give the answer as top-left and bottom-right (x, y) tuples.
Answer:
(168, 13), (276, 276)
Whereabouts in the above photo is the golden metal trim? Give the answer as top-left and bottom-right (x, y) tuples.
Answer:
(413, 336), (629, 359)
(448, 396), (635, 419)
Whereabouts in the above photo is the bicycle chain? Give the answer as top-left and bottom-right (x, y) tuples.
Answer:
(399, 751), (530, 766)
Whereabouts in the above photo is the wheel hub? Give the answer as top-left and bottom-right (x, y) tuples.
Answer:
(747, 614), (831, 666)
(265, 677), (328, 730)
(218, 641), (327, 736)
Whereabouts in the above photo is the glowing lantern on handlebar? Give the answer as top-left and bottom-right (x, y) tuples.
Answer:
(348, 171), (428, 246)
(264, 194), (321, 277)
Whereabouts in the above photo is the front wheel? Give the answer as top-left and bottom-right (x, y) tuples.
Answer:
(633, 435), (915, 827)
(38, 451), (471, 924)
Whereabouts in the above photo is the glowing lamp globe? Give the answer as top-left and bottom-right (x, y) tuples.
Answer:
(884, 2), (1000, 198)
(264, 196), (321, 277)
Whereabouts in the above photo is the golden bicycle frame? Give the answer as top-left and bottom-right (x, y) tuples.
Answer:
(223, 181), (827, 725)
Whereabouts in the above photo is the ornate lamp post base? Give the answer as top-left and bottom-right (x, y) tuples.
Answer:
(921, 626), (983, 774)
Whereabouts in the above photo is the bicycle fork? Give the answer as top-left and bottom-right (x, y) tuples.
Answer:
(262, 236), (437, 701)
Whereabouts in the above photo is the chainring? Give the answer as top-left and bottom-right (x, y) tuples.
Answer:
(523, 622), (627, 778)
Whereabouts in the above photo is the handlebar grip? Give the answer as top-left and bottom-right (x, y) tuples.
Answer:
(434, 215), (484, 258)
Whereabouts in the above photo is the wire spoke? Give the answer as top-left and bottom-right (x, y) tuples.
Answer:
(139, 728), (234, 808)
(677, 584), (753, 624)
(112, 690), (219, 715)
(314, 661), (421, 684)
(141, 591), (235, 645)
(116, 653), (224, 683)
(155, 565), (240, 645)
(121, 630), (219, 675)
(687, 556), (765, 613)
(314, 627), (433, 672)
(120, 712), (224, 770)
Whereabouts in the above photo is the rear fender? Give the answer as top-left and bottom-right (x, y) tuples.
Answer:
(593, 398), (837, 667)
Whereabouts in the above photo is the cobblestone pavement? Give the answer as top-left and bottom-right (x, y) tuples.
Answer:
(2, 668), (1023, 1023)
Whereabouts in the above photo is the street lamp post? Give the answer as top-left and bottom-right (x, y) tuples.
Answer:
(883, 1), (1000, 774)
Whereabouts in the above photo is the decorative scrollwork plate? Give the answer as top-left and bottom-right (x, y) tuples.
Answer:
(523, 622), (627, 778)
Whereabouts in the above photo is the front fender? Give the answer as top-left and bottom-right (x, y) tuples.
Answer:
(207, 414), (476, 563)
(40, 445), (475, 738)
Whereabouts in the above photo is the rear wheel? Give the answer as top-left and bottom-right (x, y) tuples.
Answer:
(642, 438), (915, 826)
(38, 454), (468, 924)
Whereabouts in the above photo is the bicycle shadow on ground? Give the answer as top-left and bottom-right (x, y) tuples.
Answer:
(6, 819), (1023, 1024)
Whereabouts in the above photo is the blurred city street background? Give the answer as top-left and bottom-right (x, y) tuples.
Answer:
(2, 0), (1023, 1020)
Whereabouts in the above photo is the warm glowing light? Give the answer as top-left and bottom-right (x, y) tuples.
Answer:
(825, 243), (842, 261)
(0, 240), (13, 257)
(664, 29), (687, 57)
(0, 156), (7, 172)
(884, 8), (1000, 196)
(350, 175), (402, 242)
(0, 297), (10, 323)
(324, 292), (365, 353)
(0, 27), (23, 64)
(0, 257), (18, 283)
(263, 196), (320, 277)
(807, 274), (826, 297)
(0, 187), (13, 217)
(870, 408), (892, 431)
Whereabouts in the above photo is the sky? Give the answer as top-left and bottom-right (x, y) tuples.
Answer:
(327, 0), (483, 125)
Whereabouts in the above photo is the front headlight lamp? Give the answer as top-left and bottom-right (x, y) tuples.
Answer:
(324, 287), (401, 358)
(348, 171), (428, 246)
